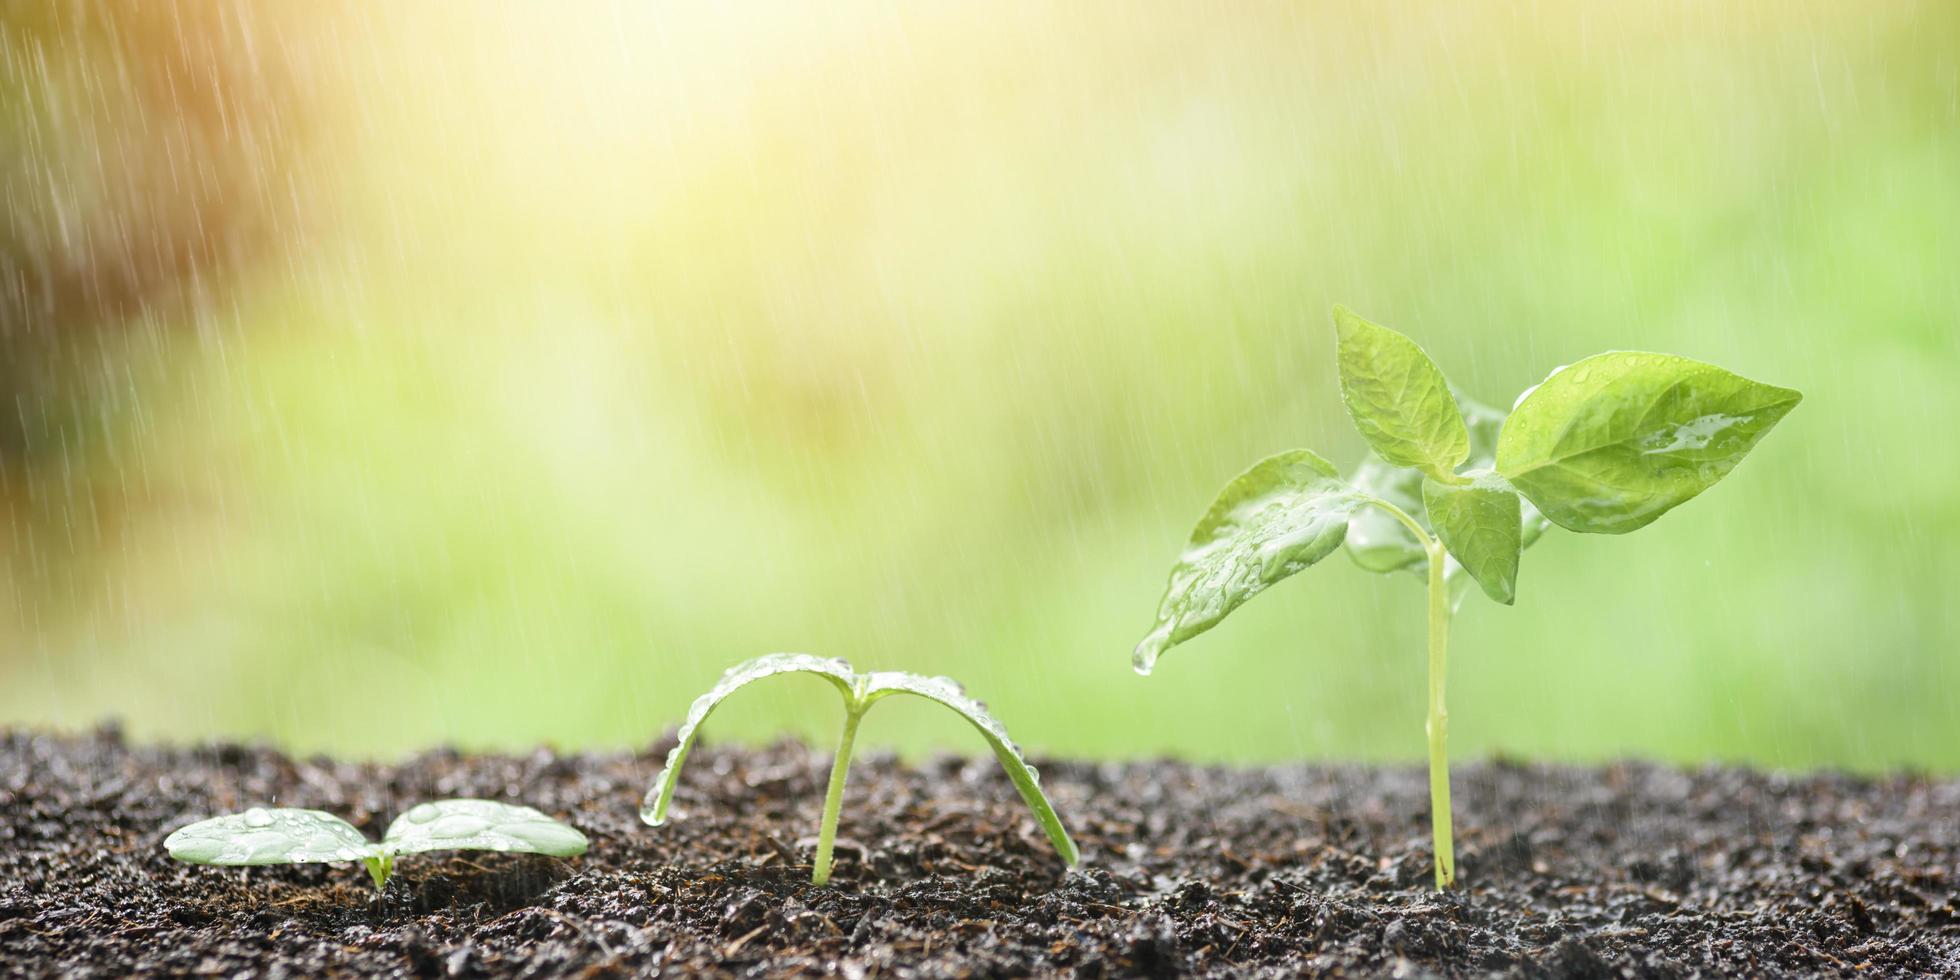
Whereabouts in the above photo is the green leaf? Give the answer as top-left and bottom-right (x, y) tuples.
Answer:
(1134, 449), (1365, 674)
(862, 672), (1078, 865)
(640, 653), (856, 826)
(381, 799), (587, 857)
(641, 655), (1079, 870)
(1422, 472), (1523, 605)
(1333, 306), (1469, 480)
(1344, 388), (1551, 580)
(164, 807), (375, 866)
(1458, 389), (1555, 551)
(1496, 352), (1802, 534)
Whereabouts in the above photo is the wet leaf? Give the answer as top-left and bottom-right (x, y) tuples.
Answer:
(1496, 352), (1801, 534)
(381, 799), (587, 857)
(863, 673), (1077, 865)
(640, 653), (856, 826)
(1460, 390), (1555, 553)
(1334, 306), (1468, 480)
(1344, 389), (1551, 580)
(164, 807), (375, 866)
(641, 654), (1078, 869)
(1134, 449), (1365, 673)
(1422, 472), (1522, 605)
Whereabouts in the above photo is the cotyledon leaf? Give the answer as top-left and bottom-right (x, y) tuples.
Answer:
(164, 807), (376, 866)
(640, 653), (856, 826)
(640, 654), (1078, 868)
(381, 799), (587, 857)
(1496, 352), (1801, 534)
(1333, 306), (1469, 481)
(1133, 449), (1367, 674)
(861, 672), (1077, 865)
(1422, 471), (1523, 605)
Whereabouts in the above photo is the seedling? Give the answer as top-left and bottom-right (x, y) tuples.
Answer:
(1134, 306), (1800, 889)
(642, 653), (1078, 885)
(164, 799), (588, 890)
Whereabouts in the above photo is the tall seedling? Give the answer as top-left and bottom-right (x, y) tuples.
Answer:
(1134, 307), (1800, 888)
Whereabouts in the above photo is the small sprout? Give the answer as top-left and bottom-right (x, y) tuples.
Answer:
(1135, 306), (1799, 889)
(164, 807), (387, 886)
(164, 800), (587, 891)
(643, 653), (1078, 886)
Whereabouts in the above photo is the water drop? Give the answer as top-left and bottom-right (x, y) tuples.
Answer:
(1132, 623), (1172, 675)
(243, 807), (273, 828)
(432, 815), (490, 837)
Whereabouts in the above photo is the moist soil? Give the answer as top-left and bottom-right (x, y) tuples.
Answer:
(2, 726), (1956, 978)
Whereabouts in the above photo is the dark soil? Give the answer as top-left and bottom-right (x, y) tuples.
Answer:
(2, 726), (1956, 978)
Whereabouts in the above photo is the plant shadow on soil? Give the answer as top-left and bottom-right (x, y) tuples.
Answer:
(2, 725), (1956, 977)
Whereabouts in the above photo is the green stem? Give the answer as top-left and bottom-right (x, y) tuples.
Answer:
(1424, 466), (1475, 488)
(1363, 493), (1457, 889)
(1367, 496), (1431, 544)
(811, 706), (864, 886)
(1425, 538), (1456, 890)
(364, 853), (393, 891)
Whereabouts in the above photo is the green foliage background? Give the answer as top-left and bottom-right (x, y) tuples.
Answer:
(3, 2), (1954, 768)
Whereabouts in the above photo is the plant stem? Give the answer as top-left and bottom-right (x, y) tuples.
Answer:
(1362, 494), (1457, 889)
(1425, 538), (1456, 890)
(812, 706), (865, 886)
(364, 853), (392, 891)
(1367, 496), (1431, 544)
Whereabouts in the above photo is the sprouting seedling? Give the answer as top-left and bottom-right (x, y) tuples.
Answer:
(642, 653), (1078, 886)
(164, 799), (588, 891)
(1134, 306), (1800, 889)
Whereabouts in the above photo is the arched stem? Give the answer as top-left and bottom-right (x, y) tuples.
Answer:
(1365, 496), (1432, 546)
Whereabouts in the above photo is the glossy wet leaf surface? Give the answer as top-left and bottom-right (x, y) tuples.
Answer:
(1333, 306), (1468, 480)
(1134, 449), (1365, 673)
(1496, 352), (1801, 534)
(1344, 390), (1552, 602)
(1422, 472), (1523, 605)
(164, 807), (375, 866)
(1461, 390), (1555, 553)
(381, 799), (587, 857)
(640, 653), (856, 826)
(861, 672), (1078, 865)
(641, 654), (1077, 869)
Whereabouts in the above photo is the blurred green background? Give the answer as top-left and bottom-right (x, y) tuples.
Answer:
(3, 3), (1955, 769)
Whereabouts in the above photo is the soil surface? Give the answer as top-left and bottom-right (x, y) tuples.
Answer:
(2, 725), (1956, 978)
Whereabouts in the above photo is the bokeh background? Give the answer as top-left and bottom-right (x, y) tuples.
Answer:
(3, 3), (1955, 768)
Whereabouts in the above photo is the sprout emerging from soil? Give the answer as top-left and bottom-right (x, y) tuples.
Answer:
(164, 799), (588, 890)
(642, 653), (1079, 886)
(1134, 306), (1801, 889)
